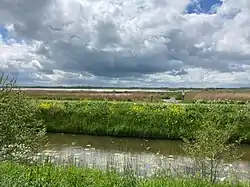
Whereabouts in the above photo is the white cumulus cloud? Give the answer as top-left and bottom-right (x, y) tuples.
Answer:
(0, 0), (250, 87)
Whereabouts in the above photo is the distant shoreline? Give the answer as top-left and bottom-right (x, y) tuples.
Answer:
(10, 86), (250, 92)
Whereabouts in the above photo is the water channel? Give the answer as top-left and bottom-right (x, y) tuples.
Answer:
(41, 133), (250, 181)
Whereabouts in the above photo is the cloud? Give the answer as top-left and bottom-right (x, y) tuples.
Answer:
(0, 0), (250, 87)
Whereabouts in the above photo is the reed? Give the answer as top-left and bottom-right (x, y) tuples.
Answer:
(35, 101), (250, 143)
(1, 162), (248, 187)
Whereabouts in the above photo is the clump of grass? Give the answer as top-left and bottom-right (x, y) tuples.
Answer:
(1, 162), (249, 187)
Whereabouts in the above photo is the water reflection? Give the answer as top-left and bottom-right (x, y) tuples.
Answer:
(46, 133), (184, 156)
(41, 133), (250, 181)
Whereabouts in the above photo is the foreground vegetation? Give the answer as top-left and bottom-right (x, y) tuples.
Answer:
(1, 74), (250, 186)
(0, 74), (46, 162)
(36, 100), (250, 143)
(1, 162), (249, 187)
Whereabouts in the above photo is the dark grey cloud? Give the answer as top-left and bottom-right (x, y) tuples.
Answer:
(0, 0), (51, 39)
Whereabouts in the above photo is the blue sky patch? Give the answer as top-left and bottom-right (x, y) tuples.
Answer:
(185, 0), (223, 14)
(0, 25), (8, 40)
(0, 24), (23, 44)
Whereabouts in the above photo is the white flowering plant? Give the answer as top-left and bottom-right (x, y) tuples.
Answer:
(0, 73), (46, 164)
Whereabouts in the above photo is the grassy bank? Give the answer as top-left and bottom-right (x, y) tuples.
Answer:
(1, 162), (248, 187)
(36, 101), (250, 143)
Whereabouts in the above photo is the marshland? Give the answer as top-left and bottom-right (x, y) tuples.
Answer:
(1, 76), (250, 187)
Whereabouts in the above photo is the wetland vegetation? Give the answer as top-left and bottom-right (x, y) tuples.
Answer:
(1, 74), (250, 186)
(36, 100), (250, 143)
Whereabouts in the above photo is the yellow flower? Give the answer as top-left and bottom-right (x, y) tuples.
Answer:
(38, 102), (53, 110)
(169, 104), (184, 115)
(131, 104), (144, 112)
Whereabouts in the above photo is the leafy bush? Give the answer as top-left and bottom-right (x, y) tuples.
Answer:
(181, 121), (246, 184)
(0, 74), (46, 163)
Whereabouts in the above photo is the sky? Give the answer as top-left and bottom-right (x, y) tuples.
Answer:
(0, 0), (250, 88)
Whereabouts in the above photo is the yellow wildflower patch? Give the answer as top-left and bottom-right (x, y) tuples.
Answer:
(131, 104), (145, 112)
(38, 102), (53, 110)
(168, 104), (184, 115)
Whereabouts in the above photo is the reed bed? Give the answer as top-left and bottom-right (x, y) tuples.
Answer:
(35, 100), (250, 143)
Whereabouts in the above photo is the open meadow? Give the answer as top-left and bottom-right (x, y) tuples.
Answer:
(19, 88), (250, 103)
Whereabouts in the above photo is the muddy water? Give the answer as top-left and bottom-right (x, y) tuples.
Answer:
(43, 133), (250, 180)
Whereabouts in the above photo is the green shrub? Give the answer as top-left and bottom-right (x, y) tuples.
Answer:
(181, 121), (246, 184)
(0, 74), (46, 163)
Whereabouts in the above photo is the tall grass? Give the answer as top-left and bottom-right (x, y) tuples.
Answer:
(1, 162), (249, 187)
(35, 101), (250, 143)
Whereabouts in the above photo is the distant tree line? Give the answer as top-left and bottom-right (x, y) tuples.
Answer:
(11, 85), (250, 90)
